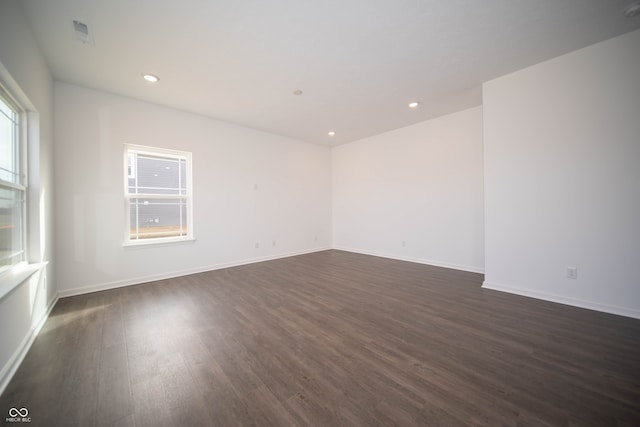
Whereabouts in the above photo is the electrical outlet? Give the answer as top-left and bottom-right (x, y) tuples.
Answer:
(272, 240), (276, 247)
(255, 242), (260, 249)
(566, 267), (578, 280)
(402, 241), (406, 247)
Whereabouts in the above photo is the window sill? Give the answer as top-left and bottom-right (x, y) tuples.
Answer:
(123, 237), (196, 249)
(0, 261), (48, 302)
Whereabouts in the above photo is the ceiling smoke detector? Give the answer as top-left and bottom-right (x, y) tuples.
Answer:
(73, 20), (93, 45)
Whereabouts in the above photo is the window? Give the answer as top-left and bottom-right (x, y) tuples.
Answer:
(0, 88), (26, 273)
(124, 144), (193, 245)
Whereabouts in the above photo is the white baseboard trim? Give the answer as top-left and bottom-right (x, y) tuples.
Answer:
(0, 294), (58, 396)
(332, 246), (484, 274)
(58, 247), (332, 298)
(482, 280), (640, 320)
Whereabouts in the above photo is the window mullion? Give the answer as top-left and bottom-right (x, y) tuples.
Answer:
(125, 193), (187, 200)
(0, 180), (26, 191)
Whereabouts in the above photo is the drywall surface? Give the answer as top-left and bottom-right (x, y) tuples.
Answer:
(54, 83), (331, 295)
(483, 29), (640, 318)
(332, 106), (484, 273)
(0, 0), (56, 393)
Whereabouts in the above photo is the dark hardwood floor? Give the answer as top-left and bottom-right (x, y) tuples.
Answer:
(2, 250), (639, 426)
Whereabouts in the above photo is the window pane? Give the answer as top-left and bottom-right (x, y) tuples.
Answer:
(133, 154), (181, 195)
(180, 158), (187, 194)
(0, 186), (24, 268)
(0, 97), (18, 184)
(0, 97), (14, 118)
(129, 198), (187, 240)
(127, 153), (135, 178)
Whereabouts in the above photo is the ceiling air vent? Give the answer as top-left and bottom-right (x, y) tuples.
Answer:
(73, 20), (93, 45)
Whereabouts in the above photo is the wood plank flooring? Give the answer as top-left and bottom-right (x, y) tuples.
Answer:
(2, 250), (639, 426)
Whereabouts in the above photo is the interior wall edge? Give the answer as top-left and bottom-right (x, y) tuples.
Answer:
(57, 247), (331, 298)
(333, 246), (485, 275)
(482, 280), (640, 320)
(0, 294), (58, 396)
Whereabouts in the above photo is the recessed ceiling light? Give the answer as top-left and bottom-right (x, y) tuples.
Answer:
(328, 131), (336, 137)
(143, 74), (159, 83)
(408, 101), (420, 109)
(293, 89), (303, 96)
(624, 1), (640, 17)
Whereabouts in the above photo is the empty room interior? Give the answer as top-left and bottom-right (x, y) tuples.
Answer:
(1, 0), (640, 426)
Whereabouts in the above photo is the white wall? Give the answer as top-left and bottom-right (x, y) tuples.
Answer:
(483, 29), (640, 318)
(332, 106), (484, 273)
(0, 0), (56, 393)
(54, 83), (331, 295)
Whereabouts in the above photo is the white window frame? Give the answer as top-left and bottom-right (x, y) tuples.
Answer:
(0, 84), (27, 276)
(123, 144), (193, 246)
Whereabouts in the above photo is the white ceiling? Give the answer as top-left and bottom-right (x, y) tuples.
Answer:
(20, 0), (640, 146)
